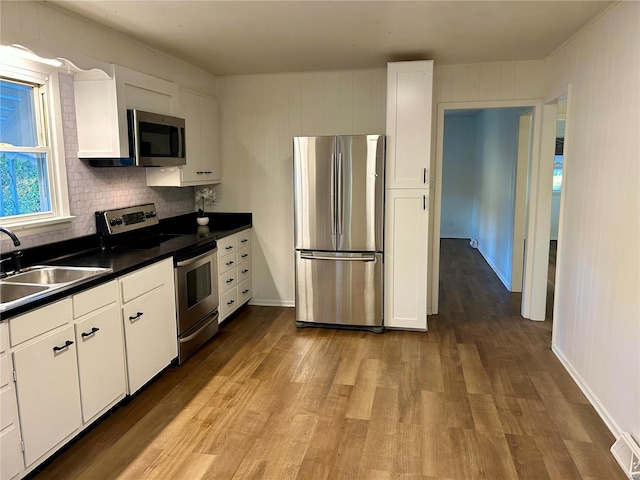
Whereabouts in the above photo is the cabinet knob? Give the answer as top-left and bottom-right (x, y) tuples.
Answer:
(53, 340), (74, 352)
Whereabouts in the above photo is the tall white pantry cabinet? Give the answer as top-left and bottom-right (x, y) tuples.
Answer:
(384, 60), (433, 331)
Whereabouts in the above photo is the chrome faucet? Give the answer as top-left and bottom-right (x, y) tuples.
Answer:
(0, 226), (22, 274)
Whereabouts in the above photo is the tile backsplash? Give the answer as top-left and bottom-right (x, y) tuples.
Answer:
(12, 73), (195, 250)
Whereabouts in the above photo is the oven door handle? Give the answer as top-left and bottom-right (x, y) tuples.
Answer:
(176, 248), (217, 267)
(179, 313), (218, 343)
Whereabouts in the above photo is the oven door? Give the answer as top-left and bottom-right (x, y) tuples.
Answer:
(174, 248), (218, 335)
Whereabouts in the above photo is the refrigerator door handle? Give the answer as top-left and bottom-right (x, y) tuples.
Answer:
(330, 153), (336, 235)
(337, 152), (343, 235)
(300, 253), (376, 262)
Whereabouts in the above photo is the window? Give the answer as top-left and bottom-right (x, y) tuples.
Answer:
(1, 79), (52, 217)
(0, 47), (71, 235)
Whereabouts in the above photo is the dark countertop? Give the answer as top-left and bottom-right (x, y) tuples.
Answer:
(0, 212), (251, 320)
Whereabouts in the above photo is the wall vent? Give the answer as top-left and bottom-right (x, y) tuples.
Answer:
(611, 432), (640, 479)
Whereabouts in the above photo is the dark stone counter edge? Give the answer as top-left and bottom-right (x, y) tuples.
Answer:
(0, 212), (251, 320)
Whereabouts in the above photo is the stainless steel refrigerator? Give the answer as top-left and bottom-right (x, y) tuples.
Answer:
(293, 135), (385, 332)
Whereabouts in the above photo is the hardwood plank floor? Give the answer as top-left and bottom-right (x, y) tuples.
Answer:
(33, 239), (623, 479)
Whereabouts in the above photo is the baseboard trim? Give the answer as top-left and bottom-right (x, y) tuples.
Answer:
(249, 299), (295, 308)
(552, 343), (622, 440)
(477, 245), (512, 291)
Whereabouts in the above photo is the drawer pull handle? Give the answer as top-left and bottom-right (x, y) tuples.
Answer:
(242, 289), (250, 295)
(240, 239), (248, 243)
(81, 327), (100, 338)
(53, 340), (74, 352)
(227, 300), (235, 306)
(241, 269), (249, 274)
(226, 278), (234, 284)
(241, 254), (249, 259)
(225, 246), (233, 250)
(196, 171), (213, 175)
(129, 312), (143, 321)
(226, 261), (234, 267)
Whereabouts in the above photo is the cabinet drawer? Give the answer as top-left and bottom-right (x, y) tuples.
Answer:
(237, 230), (251, 248)
(0, 424), (23, 480)
(238, 264), (251, 281)
(120, 259), (169, 304)
(219, 252), (237, 274)
(238, 278), (252, 305)
(73, 281), (118, 318)
(220, 288), (238, 319)
(0, 322), (8, 353)
(0, 382), (17, 430)
(219, 269), (237, 293)
(10, 298), (72, 347)
(217, 236), (237, 256)
(0, 353), (10, 389)
(237, 246), (251, 265)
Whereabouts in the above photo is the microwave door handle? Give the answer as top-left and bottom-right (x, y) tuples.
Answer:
(178, 126), (185, 159)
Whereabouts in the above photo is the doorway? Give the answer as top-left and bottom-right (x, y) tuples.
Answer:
(432, 99), (543, 319)
(439, 107), (531, 292)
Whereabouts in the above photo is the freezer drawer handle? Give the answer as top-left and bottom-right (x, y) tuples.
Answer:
(53, 340), (74, 352)
(300, 253), (376, 262)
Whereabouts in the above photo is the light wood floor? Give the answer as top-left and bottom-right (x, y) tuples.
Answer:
(33, 239), (623, 479)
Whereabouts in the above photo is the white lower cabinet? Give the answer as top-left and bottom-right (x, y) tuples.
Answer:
(217, 229), (252, 322)
(384, 189), (429, 330)
(73, 281), (126, 424)
(12, 310), (81, 467)
(1, 322), (22, 480)
(3, 259), (177, 479)
(120, 259), (177, 394)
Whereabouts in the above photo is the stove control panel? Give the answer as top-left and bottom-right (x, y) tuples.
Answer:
(96, 203), (160, 236)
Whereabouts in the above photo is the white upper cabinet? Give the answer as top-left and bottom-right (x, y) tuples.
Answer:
(146, 88), (221, 187)
(386, 60), (434, 189)
(74, 64), (179, 159)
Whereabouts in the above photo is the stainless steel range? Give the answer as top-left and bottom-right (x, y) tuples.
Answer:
(95, 203), (219, 364)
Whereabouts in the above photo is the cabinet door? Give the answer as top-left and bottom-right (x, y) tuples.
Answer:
(122, 285), (177, 394)
(198, 95), (221, 183)
(181, 92), (220, 184)
(13, 325), (81, 467)
(384, 190), (429, 330)
(75, 303), (126, 423)
(1, 346), (22, 480)
(386, 61), (433, 189)
(179, 89), (202, 183)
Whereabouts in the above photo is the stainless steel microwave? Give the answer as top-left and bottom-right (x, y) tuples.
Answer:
(127, 109), (186, 167)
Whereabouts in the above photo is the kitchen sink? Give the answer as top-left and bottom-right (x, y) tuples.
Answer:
(0, 265), (112, 311)
(0, 283), (50, 304)
(3, 266), (111, 285)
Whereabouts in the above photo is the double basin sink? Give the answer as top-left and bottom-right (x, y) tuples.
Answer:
(0, 266), (112, 311)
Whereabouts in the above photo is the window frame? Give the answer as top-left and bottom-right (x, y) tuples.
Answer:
(0, 53), (72, 236)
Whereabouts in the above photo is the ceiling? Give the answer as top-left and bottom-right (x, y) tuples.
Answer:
(48, 1), (613, 76)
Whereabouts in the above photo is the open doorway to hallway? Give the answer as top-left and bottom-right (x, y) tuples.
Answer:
(439, 106), (532, 302)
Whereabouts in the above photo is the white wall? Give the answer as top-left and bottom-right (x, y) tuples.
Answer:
(545, 2), (640, 441)
(472, 108), (524, 290)
(0, 1), (218, 250)
(441, 115), (476, 238)
(215, 70), (386, 305)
